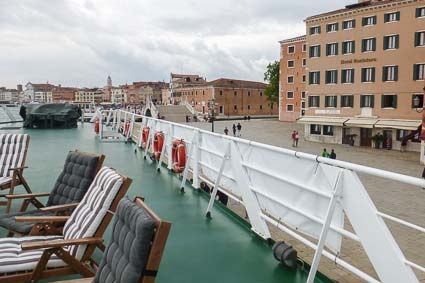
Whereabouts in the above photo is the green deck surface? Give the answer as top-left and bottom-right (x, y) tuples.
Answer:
(0, 124), (333, 283)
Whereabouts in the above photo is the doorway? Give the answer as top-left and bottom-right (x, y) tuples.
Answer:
(360, 128), (372, 147)
(342, 128), (351, 145)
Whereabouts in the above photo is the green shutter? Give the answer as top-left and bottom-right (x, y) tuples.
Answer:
(318, 26), (321, 34)
(342, 42), (346, 54)
(326, 44), (330, 56)
(362, 17), (367, 26)
(310, 27), (313, 35)
(361, 68), (365, 82)
(382, 66), (387, 81)
(318, 45), (321, 57)
(308, 96), (312, 106)
(325, 96), (329, 107)
(334, 96), (338, 107)
(393, 95), (398, 108)
(309, 72), (313, 84)
(395, 35), (399, 49)
(362, 39), (366, 52)
(334, 70), (338, 83)
(341, 96), (346, 106)
(309, 46), (313, 58)
(326, 24), (330, 32)
(351, 69), (355, 83)
(349, 95), (354, 107)
(325, 71), (330, 84)
(335, 43), (339, 55)
(383, 36), (388, 50)
(341, 70), (346, 83)
(353, 19), (356, 28)
(317, 72), (320, 84)
(413, 64), (418, 80)
(381, 95), (385, 108)
(372, 68), (375, 82)
(352, 41), (355, 53)
(317, 96), (320, 107)
(360, 95), (365, 107)
(336, 23), (339, 31)
(373, 16), (377, 24)
(384, 13), (389, 22)
(416, 8), (420, 17)
(415, 32), (419, 47)
(394, 66), (398, 81)
(396, 11), (400, 21)
(370, 95), (375, 108)
(372, 38), (376, 51)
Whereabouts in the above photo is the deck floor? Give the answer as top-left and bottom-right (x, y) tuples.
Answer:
(0, 125), (331, 283)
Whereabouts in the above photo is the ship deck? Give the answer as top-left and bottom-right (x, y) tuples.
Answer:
(0, 124), (332, 283)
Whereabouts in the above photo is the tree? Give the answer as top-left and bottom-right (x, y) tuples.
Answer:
(264, 61), (280, 111)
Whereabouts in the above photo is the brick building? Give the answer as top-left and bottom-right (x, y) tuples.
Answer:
(179, 78), (278, 117)
(170, 73), (206, 103)
(52, 86), (78, 102)
(126, 82), (169, 105)
(75, 88), (103, 104)
(24, 83), (55, 103)
(279, 35), (307, 122)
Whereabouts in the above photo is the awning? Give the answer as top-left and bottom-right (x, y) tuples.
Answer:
(344, 118), (378, 128)
(297, 116), (349, 126)
(374, 119), (421, 130)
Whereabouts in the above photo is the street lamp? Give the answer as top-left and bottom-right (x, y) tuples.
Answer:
(208, 99), (216, 132)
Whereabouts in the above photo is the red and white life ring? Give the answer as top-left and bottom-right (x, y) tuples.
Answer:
(172, 139), (186, 173)
(124, 120), (130, 136)
(153, 132), (164, 160)
(142, 126), (150, 148)
(94, 116), (99, 134)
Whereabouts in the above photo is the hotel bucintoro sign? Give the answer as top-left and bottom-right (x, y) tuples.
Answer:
(341, 58), (377, 64)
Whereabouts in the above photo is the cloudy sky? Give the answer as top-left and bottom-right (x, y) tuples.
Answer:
(0, 0), (352, 89)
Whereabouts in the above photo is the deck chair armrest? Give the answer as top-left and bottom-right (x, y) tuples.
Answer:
(39, 203), (79, 212)
(21, 237), (103, 251)
(5, 192), (50, 199)
(8, 166), (28, 171)
(49, 278), (94, 283)
(15, 216), (70, 223)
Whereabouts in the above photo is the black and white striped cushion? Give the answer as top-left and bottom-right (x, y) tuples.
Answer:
(0, 134), (29, 180)
(0, 167), (124, 274)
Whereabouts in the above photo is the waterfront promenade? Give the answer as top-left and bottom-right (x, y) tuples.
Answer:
(189, 119), (425, 282)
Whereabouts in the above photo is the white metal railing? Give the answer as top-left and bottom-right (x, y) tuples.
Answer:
(99, 110), (425, 283)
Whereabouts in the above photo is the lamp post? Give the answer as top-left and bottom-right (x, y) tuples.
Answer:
(208, 98), (215, 132)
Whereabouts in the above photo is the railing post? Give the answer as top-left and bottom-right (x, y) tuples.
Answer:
(307, 171), (343, 283)
(167, 124), (174, 170)
(144, 119), (154, 160)
(180, 130), (198, 193)
(192, 130), (201, 189)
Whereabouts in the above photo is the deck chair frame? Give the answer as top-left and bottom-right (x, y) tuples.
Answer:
(0, 134), (31, 213)
(0, 171), (132, 283)
(3, 151), (105, 237)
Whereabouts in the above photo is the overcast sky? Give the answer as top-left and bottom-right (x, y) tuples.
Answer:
(0, 0), (352, 89)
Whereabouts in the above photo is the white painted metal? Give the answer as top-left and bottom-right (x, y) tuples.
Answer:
(192, 130), (201, 189)
(180, 130), (198, 190)
(167, 124), (173, 170)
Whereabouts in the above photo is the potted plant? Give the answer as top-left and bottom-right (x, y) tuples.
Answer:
(372, 133), (384, 149)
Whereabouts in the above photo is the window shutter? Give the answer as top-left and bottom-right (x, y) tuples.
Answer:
(342, 42), (346, 54)
(318, 26), (321, 34)
(382, 66), (387, 81)
(413, 64), (418, 80)
(341, 96), (346, 106)
(325, 96), (329, 107)
(370, 95), (374, 108)
(341, 70), (346, 83)
(352, 19), (356, 28)
(349, 96), (354, 107)
(326, 44), (330, 56)
(351, 69), (355, 83)
(372, 38), (376, 51)
(392, 95), (398, 108)
(317, 96), (320, 107)
(309, 46), (313, 58)
(309, 72), (313, 84)
(373, 16), (377, 24)
(394, 66), (398, 81)
(384, 13), (389, 22)
(317, 72), (320, 84)
(308, 96), (312, 106)
(335, 43), (339, 55)
(361, 69), (365, 82)
(362, 17), (367, 26)
(309, 27), (313, 35)
(371, 68), (375, 82)
(318, 45), (321, 57)
(383, 36), (388, 50)
(334, 70), (338, 83)
(414, 32), (419, 47)
(395, 35), (399, 49)
(416, 8), (421, 18)
(352, 41), (355, 53)
(334, 96), (338, 107)
(381, 95), (385, 108)
(336, 23), (339, 31)
(360, 95), (365, 107)
(326, 24), (330, 32)
(412, 95), (416, 108)
(325, 71), (330, 84)
(362, 39), (366, 52)
(396, 11), (400, 21)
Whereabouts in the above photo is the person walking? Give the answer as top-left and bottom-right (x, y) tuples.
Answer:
(295, 131), (299, 147)
(224, 126), (229, 135)
(291, 131), (296, 147)
(232, 124), (236, 136)
(329, 149), (336, 159)
(321, 148), (330, 158)
(237, 123), (242, 137)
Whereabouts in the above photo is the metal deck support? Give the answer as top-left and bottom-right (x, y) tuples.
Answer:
(167, 124), (174, 170)
(192, 130), (201, 189)
(180, 130), (199, 193)
(205, 141), (231, 218)
(307, 171), (343, 283)
(144, 119), (154, 160)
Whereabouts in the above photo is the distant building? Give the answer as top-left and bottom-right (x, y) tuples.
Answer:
(0, 87), (19, 102)
(52, 85), (78, 103)
(170, 73), (206, 103)
(75, 88), (102, 104)
(180, 78), (278, 116)
(299, 0), (425, 151)
(279, 35), (307, 122)
(127, 82), (169, 105)
(111, 86), (128, 105)
(24, 83), (55, 103)
(103, 75), (113, 102)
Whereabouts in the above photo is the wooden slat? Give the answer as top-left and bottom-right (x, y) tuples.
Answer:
(21, 237), (103, 250)
(15, 216), (70, 223)
(40, 203), (79, 212)
(5, 192), (50, 199)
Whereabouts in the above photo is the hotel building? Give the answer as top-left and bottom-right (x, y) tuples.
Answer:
(279, 35), (307, 122)
(299, 0), (425, 151)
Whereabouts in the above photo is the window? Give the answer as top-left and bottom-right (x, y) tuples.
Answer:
(310, 26), (321, 35)
(288, 46), (295, 54)
(396, 130), (420, 142)
(309, 45), (321, 58)
(287, 76), (294, 84)
(341, 95), (354, 107)
(219, 90), (223, 95)
(326, 23), (338, 32)
(286, 104), (294, 112)
(260, 105), (263, 109)
(247, 105), (251, 110)
(309, 71), (320, 85)
(415, 31), (425, 47)
(260, 92), (263, 96)
(362, 38), (376, 52)
(417, 7), (425, 18)
(412, 94), (424, 108)
(343, 19), (355, 29)
(325, 70), (338, 84)
(384, 11), (400, 23)
(233, 105), (237, 110)
(202, 90), (205, 96)
(302, 44), (307, 52)
(234, 91), (237, 96)
(413, 63), (425, 80)
(360, 95), (375, 108)
(301, 91), (306, 99)
(302, 58), (306, 67)
(381, 94), (397, 108)
(287, 91), (294, 99)
(342, 40), (355, 54)
(362, 15), (377, 26)
(308, 95), (320, 107)
(302, 75), (306, 82)
(310, 124), (321, 135)
(287, 60), (295, 68)
(323, 125), (334, 136)
(325, 95), (337, 107)
(383, 35), (399, 50)
(248, 91), (251, 96)
(361, 67), (375, 82)
(382, 65), (398, 82)
(341, 69), (355, 83)
(326, 43), (338, 56)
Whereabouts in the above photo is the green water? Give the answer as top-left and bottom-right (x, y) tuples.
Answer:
(0, 124), (332, 283)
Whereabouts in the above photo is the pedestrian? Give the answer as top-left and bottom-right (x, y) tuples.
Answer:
(237, 123), (242, 137)
(291, 130), (296, 147)
(248, 116), (251, 121)
(330, 149), (336, 159)
(295, 131), (299, 147)
(224, 126), (229, 135)
(321, 148), (330, 158)
(232, 124), (236, 136)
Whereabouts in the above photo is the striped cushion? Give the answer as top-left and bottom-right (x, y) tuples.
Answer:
(0, 134), (29, 178)
(63, 167), (124, 260)
(0, 167), (124, 274)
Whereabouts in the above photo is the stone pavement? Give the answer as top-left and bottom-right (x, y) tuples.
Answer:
(188, 119), (425, 283)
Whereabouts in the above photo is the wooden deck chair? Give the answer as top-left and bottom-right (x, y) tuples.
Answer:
(0, 134), (31, 213)
(48, 196), (172, 283)
(0, 167), (132, 283)
(0, 150), (105, 236)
